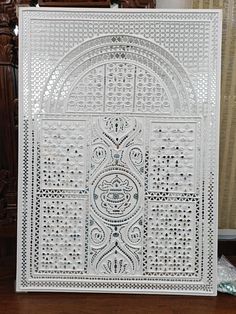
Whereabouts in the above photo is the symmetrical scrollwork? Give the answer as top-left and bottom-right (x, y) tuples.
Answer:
(89, 116), (144, 275)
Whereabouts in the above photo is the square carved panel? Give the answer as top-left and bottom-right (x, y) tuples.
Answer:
(17, 8), (222, 295)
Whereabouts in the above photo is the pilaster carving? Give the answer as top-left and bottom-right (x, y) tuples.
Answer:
(0, 0), (18, 225)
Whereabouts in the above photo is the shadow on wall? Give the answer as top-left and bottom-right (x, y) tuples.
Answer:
(156, 0), (192, 8)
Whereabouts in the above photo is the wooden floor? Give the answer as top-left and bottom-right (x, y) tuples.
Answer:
(0, 277), (236, 314)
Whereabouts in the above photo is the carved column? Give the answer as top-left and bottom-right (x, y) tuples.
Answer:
(0, 1), (18, 225)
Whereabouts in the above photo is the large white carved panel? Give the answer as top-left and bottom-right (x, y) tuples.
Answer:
(17, 8), (222, 295)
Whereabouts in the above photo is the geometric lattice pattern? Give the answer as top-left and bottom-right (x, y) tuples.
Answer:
(17, 8), (222, 295)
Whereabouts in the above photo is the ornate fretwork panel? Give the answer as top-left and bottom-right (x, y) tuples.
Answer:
(88, 116), (144, 276)
(17, 9), (221, 296)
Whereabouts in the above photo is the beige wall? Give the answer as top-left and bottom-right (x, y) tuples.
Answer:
(193, 0), (236, 228)
(157, 0), (236, 228)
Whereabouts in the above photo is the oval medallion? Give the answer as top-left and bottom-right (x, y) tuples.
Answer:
(92, 169), (140, 224)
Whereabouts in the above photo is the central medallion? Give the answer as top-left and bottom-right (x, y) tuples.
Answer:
(92, 169), (139, 224)
(99, 175), (133, 214)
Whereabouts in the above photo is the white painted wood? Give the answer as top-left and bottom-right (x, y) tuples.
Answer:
(17, 8), (222, 295)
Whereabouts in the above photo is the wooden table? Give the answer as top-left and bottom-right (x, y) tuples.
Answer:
(1, 274), (236, 314)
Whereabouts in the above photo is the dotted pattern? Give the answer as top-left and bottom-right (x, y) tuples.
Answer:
(40, 119), (88, 190)
(39, 198), (86, 272)
(147, 201), (195, 274)
(148, 121), (198, 193)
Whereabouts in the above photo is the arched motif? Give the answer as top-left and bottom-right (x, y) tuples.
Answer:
(40, 34), (197, 115)
(66, 62), (172, 114)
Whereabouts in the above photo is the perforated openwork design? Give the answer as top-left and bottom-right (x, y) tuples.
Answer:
(17, 8), (221, 295)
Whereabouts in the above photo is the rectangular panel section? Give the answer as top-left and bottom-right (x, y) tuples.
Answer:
(146, 200), (196, 276)
(38, 198), (86, 272)
(40, 118), (87, 190)
(148, 121), (198, 193)
(87, 115), (145, 276)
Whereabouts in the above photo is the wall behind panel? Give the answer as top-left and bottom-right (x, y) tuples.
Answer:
(193, 0), (236, 229)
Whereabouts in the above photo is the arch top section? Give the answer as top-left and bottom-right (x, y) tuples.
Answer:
(40, 34), (197, 115)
